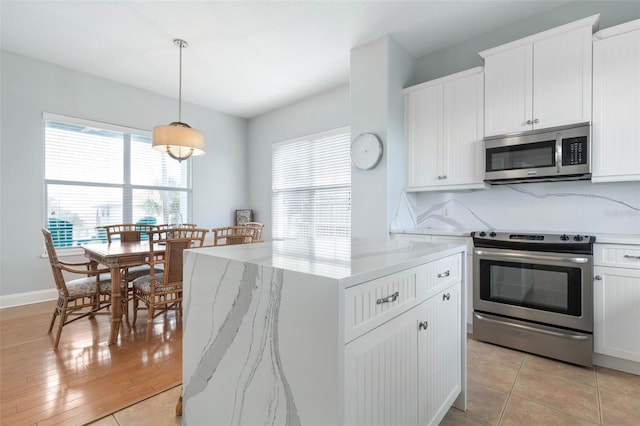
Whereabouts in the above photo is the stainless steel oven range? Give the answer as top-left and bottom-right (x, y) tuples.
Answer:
(472, 231), (595, 366)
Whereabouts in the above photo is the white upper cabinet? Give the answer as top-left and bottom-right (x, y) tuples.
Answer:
(592, 19), (640, 183)
(404, 67), (485, 192)
(480, 15), (599, 137)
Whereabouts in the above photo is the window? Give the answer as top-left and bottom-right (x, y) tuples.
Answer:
(44, 113), (192, 248)
(272, 126), (351, 240)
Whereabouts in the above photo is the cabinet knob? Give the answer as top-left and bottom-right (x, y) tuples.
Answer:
(419, 321), (429, 330)
(442, 293), (451, 301)
(526, 120), (533, 125)
(442, 175), (447, 179)
(533, 118), (539, 124)
(595, 275), (602, 280)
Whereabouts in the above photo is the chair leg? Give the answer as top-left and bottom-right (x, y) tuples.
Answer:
(53, 301), (68, 348)
(145, 301), (154, 342)
(132, 295), (139, 326)
(48, 301), (60, 333)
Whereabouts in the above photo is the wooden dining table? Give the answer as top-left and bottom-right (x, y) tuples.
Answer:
(83, 241), (160, 345)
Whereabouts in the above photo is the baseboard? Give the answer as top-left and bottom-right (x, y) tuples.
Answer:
(594, 353), (640, 375)
(0, 289), (57, 309)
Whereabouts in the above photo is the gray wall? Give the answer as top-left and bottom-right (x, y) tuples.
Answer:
(247, 84), (350, 241)
(415, 0), (640, 84)
(0, 51), (247, 301)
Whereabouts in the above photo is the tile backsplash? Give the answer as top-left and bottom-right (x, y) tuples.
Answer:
(391, 181), (640, 235)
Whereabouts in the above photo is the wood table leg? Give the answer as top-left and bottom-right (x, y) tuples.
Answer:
(108, 264), (122, 345)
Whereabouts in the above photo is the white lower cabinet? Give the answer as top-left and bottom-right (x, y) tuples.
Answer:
(345, 282), (461, 426)
(594, 244), (640, 365)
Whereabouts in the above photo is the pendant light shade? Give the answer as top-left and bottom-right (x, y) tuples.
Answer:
(152, 39), (205, 162)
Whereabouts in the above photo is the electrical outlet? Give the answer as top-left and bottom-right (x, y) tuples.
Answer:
(443, 207), (449, 217)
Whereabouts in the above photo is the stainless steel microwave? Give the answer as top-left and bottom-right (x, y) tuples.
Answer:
(484, 123), (591, 184)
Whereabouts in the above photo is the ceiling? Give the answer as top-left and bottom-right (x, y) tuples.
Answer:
(1, 1), (571, 119)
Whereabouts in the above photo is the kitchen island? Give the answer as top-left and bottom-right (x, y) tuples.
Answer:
(182, 238), (467, 425)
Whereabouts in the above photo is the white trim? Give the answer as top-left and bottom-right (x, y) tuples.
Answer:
(593, 19), (640, 40)
(272, 125), (350, 149)
(0, 289), (57, 310)
(43, 112), (151, 136)
(479, 14), (600, 58)
(594, 353), (640, 375)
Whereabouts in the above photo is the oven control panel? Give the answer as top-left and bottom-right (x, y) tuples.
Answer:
(472, 231), (595, 254)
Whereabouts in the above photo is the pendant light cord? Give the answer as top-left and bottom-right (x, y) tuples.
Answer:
(178, 40), (183, 123)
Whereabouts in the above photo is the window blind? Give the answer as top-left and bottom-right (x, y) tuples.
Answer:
(44, 114), (192, 248)
(272, 126), (351, 240)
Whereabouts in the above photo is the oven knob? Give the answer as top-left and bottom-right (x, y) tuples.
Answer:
(479, 231), (486, 237)
(560, 234), (569, 241)
(489, 232), (497, 237)
(574, 235), (584, 241)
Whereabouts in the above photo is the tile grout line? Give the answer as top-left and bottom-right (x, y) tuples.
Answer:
(496, 352), (527, 425)
(595, 366), (604, 425)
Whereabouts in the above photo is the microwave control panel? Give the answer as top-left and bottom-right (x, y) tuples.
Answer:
(562, 136), (587, 165)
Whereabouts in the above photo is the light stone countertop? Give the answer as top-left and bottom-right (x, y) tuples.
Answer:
(187, 237), (466, 288)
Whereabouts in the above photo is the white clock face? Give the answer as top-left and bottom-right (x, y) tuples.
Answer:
(351, 133), (383, 170)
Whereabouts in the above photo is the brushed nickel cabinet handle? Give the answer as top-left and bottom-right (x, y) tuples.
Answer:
(595, 276), (602, 280)
(624, 255), (640, 260)
(376, 291), (399, 305)
(437, 270), (450, 278)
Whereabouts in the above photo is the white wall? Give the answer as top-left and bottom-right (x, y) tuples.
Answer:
(414, 0), (640, 84)
(0, 51), (247, 301)
(247, 84), (350, 241)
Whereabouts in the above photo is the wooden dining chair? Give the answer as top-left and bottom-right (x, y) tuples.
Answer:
(212, 226), (256, 246)
(131, 229), (204, 342)
(42, 228), (126, 348)
(156, 223), (198, 230)
(245, 222), (264, 242)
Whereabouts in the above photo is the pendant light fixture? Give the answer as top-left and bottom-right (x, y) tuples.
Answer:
(152, 39), (205, 162)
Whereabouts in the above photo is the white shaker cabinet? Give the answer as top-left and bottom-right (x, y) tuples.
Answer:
(592, 19), (640, 183)
(480, 15), (599, 137)
(593, 244), (640, 374)
(404, 67), (485, 192)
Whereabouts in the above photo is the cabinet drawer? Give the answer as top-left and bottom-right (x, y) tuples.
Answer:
(425, 254), (462, 297)
(345, 265), (427, 342)
(595, 244), (640, 269)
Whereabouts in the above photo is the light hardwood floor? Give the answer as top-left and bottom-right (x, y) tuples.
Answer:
(0, 300), (181, 425)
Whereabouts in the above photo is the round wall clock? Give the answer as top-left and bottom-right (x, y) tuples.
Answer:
(350, 133), (383, 170)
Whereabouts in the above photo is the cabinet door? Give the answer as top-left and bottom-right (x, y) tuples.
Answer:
(594, 266), (640, 362)
(533, 26), (592, 130)
(406, 84), (443, 188)
(483, 44), (533, 137)
(442, 72), (484, 186)
(419, 283), (462, 426)
(344, 305), (420, 426)
(592, 28), (640, 182)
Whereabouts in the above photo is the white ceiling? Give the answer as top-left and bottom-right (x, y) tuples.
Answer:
(1, 1), (570, 119)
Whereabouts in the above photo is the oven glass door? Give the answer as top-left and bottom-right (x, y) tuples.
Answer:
(474, 248), (593, 331)
(479, 260), (582, 316)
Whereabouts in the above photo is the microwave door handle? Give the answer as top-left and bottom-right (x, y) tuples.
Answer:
(556, 133), (562, 173)
(474, 250), (590, 264)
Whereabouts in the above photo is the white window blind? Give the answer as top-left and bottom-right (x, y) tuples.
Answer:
(272, 126), (351, 240)
(44, 114), (192, 248)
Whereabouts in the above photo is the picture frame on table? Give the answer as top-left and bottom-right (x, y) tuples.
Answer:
(235, 209), (253, 226)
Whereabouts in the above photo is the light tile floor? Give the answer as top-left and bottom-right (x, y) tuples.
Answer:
(88, 336), (640, 425)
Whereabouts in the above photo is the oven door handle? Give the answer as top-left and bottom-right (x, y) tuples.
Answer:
(474, 250), (590, 264)
(474, 313), (590, 341)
